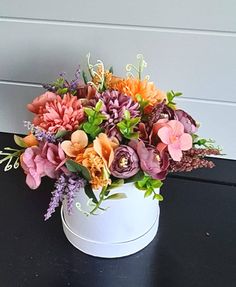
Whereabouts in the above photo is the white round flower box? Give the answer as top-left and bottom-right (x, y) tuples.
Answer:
(61, 183), (160, 258)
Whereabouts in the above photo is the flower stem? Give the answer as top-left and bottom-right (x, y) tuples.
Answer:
(90, 186), (107, 215)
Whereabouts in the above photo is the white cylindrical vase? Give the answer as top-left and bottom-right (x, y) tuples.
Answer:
(61, 182), (160, 258)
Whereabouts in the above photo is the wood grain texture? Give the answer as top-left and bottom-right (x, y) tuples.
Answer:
(1, 0), (236, 32)
(0, 21), (235, 102)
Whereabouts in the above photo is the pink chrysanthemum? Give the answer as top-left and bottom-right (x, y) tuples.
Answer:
(31, 93), (84, 133)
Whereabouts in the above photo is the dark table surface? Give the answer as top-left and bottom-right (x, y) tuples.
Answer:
(0, 132), (236, 287)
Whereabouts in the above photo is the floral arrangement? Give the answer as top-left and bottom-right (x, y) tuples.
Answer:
(0, 54), (220, 219)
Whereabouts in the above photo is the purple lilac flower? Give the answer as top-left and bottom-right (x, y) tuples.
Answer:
(95, 90), (140, 141)
(43, 68), (84, 94)
(32, 126), (59, 143)
(110, 145), (140, 178)
(44, 174), (86, 220)
(66, 175), (86, 214)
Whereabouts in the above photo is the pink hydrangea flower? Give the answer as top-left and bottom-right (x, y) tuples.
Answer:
(20, 142), (68, 189)
(157, 120), (192, 161)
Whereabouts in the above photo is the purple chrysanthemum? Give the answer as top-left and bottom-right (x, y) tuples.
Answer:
(44, 174), (86, 220)
(96, 90), (140, 141)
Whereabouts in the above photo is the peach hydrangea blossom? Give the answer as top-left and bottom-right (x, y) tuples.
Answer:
(157, 120), (192, 161)
(61, 130), (88, 158)
(29, 93), (84, 133)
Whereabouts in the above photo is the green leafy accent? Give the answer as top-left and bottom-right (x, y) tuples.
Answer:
(192, 135), (220, 149)
(109, 66), (113, 74)
(84, 184), (98, 204)
(167, 90), (182, 109)
(124, 170), (144, 183)
(105, 193), (127, 200)
(135, 175), (163, 201)
(82, 100), (107, 139)
(55, 130), (69, 139)
(65, 159), (91, 181)
(136, 94), (149, 112)
(117, 110), (140, 140)
(90, 185), (108, 215)
(14, 135), (27, 148)
(82, 70), (88, 84)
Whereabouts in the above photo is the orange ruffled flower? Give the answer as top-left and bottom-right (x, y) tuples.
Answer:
(32, 93), (84, 133)
(108, 77), (167, 107)
(76, 147), (110, 190)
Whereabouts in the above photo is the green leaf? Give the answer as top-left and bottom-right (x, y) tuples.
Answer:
(65, 159), (91, 181)
(107, 179), (124, 190)
(77, 164), (91, 181)
(130, 117), (141, 126)
(57, 87), (68, 95)
(149, 179), (163, 189)
(82, 70), (88, 84)
(124, 171), (144, 183)
(153, 193), (164, 201)
(65, 159), (80, 172)
(55, 130), (69, 139)
(84, 184), (98, 203)
(144, 188), (153, 198)
(124, 110), (130, 120)
(84, 108), (95, 117)
(117, 122), (126, 130)
(14, 135), (27, 148)
(109, 66), (113, 74)
(105, 193), (127, 200)
(95, 100), (103, 112)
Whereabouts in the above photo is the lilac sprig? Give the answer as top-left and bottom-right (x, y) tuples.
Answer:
(32, 127), (59, 143)
(44, 174), (86, 220)
(43, 68), (83, 95)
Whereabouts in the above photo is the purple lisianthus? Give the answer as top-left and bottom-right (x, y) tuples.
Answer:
(129, 140), (169, 180)
(110, 145), (140, 178)
(175, 109), (197, 134)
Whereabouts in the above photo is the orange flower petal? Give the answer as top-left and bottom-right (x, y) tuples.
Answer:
(71, 130), (88, 148)
(23, 134), (38, 147)
(61, 140), (78, 157)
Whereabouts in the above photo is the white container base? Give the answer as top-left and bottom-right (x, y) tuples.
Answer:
(61, 206), (159, 258)
(61, 183), (160, 258)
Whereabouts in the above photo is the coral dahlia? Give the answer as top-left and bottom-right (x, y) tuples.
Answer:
(30, 93), (84, 133)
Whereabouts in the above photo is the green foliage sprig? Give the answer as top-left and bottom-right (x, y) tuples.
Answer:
(192, 135), (221, 150)
(82, 100), (107, 139)
(135, 175), (163, 201)
(167, 90), (182, 109)
(117, 110), (140, 140)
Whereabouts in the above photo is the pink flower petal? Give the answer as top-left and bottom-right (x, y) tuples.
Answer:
(179, 133), (192, 150)
(26, 171), (41, 189)
(158, 126), (172, 144)
(167, 120), (184, 137)
(168, 144), (183, 161)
